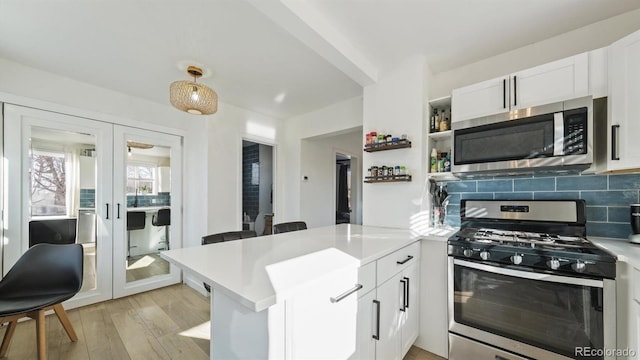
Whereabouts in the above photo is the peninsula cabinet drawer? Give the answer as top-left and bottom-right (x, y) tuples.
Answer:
(377, 241), (420, 286)
(357, 261), (376, 298)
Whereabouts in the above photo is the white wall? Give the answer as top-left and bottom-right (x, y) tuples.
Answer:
(280, 96), (363, 223)
(299, 130), (362, 228)
(206, 102), (281, 234)
(0, 57), (208, 251)
(362, 56), (430, 230)
(431, 8), (640, 98)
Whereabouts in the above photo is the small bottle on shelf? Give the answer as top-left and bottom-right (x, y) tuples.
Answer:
(434, 111), (440, 132)
(430, 148), (438, 172)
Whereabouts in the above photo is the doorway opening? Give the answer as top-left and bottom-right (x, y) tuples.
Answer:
(242, 140), (274, 236)
(336, 154), (351, 224)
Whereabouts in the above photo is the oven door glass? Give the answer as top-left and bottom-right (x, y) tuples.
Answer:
(453, 262), (603, 359)
(454, 113), (555, 165)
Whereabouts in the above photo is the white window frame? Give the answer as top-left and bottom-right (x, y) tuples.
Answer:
(126, 161), (158, 195)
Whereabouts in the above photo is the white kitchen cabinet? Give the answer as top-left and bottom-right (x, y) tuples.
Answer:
(79, 155), (96, 189)
(374, 241), (421, 360)
(451, 75), (509, 123)
(452, 53), (588, 123)
(607, 29), (640, 172)
(401, 261), (419, 355)
(351, 289), (377, 360)
(350, 241), (421, 360)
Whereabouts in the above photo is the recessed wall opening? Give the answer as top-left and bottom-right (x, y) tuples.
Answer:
(242, 140), (274, 235)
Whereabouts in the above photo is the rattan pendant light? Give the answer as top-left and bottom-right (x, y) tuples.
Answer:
(169, 66), (218, 115)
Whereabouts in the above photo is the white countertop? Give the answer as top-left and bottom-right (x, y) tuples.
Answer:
(161, 224), (419, 312)
(590, 237), (640, 269)
(127, 206), (166, 212)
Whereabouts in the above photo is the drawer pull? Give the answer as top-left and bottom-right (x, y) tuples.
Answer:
(396, 255), (414, 265)
(404, 276), (410, 309)
(330, 284), (363, 303)
(400, 278), (407, 312)
(372, 300), (381, 340)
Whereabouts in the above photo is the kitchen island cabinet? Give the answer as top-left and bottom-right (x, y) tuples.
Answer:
(161, 224), (421, 360)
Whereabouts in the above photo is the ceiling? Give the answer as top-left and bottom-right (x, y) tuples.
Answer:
(1, 1), (640, 120)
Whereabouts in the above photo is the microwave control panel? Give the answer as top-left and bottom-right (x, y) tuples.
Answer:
(563, 108), (588, 155)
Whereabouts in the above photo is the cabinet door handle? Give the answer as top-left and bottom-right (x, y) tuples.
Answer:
(329, 284), (362, 303)
(117, 203), (121, 219)
(105, 203), (110, 220)
(400, 279), (407, 312)
(502, 79), (506, 109)
(611, 124), (620, 160)
(372, 300), (381, 340)
(404, 276), (410, 309)
(513, 75), (517, 107)
(396, 255), (414, 265)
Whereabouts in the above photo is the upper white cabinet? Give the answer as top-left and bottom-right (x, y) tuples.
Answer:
(607, 29), (640, 172)
(452, 53), (589, 123)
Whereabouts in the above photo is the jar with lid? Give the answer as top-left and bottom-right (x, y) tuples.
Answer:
(371, 166), (378, 177)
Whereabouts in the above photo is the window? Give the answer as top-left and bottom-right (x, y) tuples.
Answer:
(30, 150), (67, 216)
(127, 164), (156, 195)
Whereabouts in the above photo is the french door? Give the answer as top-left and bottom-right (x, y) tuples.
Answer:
(3, 104), (182, 308)
(112, 125), (182, 298)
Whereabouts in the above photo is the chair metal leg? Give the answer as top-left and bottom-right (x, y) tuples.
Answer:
(0, 319), (17, 357)
(53, 304), (77, 341)
(35, 310), (46, 360)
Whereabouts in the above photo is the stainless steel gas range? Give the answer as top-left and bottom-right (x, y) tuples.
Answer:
(447, 200), (617, 360)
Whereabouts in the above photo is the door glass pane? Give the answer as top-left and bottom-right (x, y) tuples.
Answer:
(28, 127), (98, 293)
(125, 142), (171, 282)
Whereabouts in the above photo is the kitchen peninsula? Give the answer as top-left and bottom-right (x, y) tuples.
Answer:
(161, 224), (421, 360)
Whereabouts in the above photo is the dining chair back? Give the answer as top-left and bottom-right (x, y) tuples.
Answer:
(0, 243), (83, 360)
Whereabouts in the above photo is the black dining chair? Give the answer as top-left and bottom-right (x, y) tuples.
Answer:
(201, 230), (257, 245)
(152, 208), (171, 250)
(127, 211), (146, 258)
(273, 221), (307, 234)
(201, 230), (257, 292)
(0, 243), (83, 360)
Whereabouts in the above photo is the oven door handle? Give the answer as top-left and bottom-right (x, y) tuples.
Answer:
(453, 259), (604, 288)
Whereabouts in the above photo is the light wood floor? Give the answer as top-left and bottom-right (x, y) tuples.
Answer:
(0, 284), (445, 360)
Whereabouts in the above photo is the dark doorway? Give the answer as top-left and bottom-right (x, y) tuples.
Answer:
(336, 154), (351, 224)
(242, 140), (274, 235)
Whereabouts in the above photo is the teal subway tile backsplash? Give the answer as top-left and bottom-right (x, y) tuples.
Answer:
(514, 177), (555, 191)
(494, 192), (533, 200)
(609, 174), (640, 190)
(533, 191), (580, 200)
(586, 207), (607, 222)
(79, 189), (95, 208)
(608, 206), (630, 223)
(556, 175), (607, 190)
(437, 173), (640, 239)
(580, 190), (638, 206)
(477, 179), (512, 192)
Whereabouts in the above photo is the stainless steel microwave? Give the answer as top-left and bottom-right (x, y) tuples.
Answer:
(452, 96), (593, 177)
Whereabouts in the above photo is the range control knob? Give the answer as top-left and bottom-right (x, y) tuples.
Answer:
(547, 258), (561, 270)
(572, 261), (587, 273)
(571, 260), (595, 272)
(463, 249), (473, 257)
(479, 250), (490, 260)
(510, 254), (523, 265)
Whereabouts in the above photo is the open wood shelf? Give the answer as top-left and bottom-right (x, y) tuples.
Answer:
(364, 140), (411, 152)
(364, 175), (412, 183)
